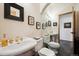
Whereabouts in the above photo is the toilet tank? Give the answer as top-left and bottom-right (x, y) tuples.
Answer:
(43, 35), (50, 44)
(35, 38), (43, 52)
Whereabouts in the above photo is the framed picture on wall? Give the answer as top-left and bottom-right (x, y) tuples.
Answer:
(36, 22), (41, 29)
(64, 22), (71, 28)
(28, 16), (35, 25)
(4, 3), (24, 22)
(53, 22), (57, 26)
(48, 21), (51, 26)
(45, 22), (48, 27)
(42, 23), (45, 29)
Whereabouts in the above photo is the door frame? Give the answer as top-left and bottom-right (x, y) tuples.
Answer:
(58, 11), (75, 53)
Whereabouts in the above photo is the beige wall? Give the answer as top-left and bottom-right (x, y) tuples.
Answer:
(0, 3), (42, 39)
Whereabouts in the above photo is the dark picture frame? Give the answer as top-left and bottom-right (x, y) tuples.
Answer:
(45, 22), (48, 27)
(48, 21), (51, 26)
(64, 22), (71, 28)
(42, 23), (45, 29)
(53, 22), (57, 26)
(4, 3), (24, 22)
(36, 22), (41, 29)
(28, 16), (34, 25)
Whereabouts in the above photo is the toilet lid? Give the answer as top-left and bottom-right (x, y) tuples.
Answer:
(38, 48), (55, 56)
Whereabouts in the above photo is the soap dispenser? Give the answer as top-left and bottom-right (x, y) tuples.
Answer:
(1, 34), (8, 47)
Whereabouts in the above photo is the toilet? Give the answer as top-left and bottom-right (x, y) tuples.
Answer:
(38, 47), (55, 56)
(48, 42), (60, 54)
(43, 35), (60, 55)
(34, 37), (56, 56)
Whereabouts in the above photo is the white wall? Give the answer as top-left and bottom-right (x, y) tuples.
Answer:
(40, 3), (47, 13)
(42, 3), (75, 36)
(42, 3), (79, 41)
(41, 3), (76, 43)
(0, 3), (42, 39)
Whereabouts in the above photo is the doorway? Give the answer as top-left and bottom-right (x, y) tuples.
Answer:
(59, 11), (75, 55)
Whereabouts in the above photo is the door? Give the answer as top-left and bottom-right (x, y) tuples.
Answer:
(59, 12), (74, 55)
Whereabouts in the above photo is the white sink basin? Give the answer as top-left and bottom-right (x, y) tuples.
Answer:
(0, 37), (37, 56)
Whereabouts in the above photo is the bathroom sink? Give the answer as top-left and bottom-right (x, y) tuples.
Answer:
(0, 37), (37, 56)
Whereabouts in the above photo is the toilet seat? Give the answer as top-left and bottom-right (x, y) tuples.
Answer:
(38, 48), (55, 56)
(48, 42), (60, 48)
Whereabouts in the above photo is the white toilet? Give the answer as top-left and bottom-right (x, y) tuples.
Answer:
(38, 47), (55, 56)
(48, 42), (60, 54)
(34, 38), (56, 56)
